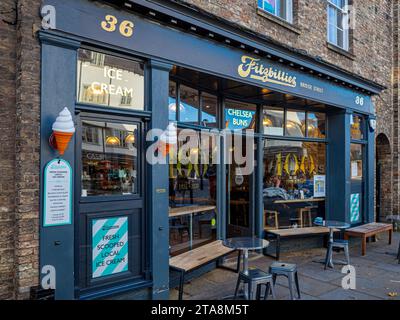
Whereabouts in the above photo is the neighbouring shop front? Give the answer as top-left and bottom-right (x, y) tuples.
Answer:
(39, 0), (384, 299)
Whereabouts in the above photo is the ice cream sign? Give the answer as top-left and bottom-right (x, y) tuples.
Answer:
(90, 66), (134, 97)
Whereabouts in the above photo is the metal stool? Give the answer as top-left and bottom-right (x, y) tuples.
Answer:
(325, 239), (350, 269)
(269, 262), (301, 300)
(234, 269), (276, 300)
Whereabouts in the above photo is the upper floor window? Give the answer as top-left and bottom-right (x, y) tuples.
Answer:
(258, 0), (293, 23)
(327, 0), (349, 51)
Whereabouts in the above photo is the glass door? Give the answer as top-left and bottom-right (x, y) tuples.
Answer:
(350, 143), (364, 224)
(77, 116), (147, 296)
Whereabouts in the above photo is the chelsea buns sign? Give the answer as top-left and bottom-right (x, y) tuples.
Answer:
(238, 55), (297, 88)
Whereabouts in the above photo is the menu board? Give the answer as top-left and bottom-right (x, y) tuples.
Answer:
(43, 159), (72, 227)
(92, 217), (129, 278)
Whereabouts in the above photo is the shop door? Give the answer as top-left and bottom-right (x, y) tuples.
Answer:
(350, 144), (365, 225)
(226, 135), (255, 238)
(76, 115), (147, 297)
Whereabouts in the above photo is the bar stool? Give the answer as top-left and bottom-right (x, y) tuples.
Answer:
(268, 262), (301, 300)
(325, 239), (350, 270)
(234, 269), (276, 300)
(264, 210), (279, 230)
(297, 208), (313, 228)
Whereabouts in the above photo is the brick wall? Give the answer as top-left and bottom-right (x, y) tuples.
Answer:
(0, 0), (41, 300)
(0, 0), (17, 300)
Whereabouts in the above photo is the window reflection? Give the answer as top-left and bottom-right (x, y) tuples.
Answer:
(179, 85), (200, 124)
(307, 112), (326, 138)
(351, 114), (365, 140)
(263, 140), (326, 229)
(81, 120), (138, 197)
(169, 81), (177, 121)
(263, 107), (284, 136)
(201, 92), (218, 127)
(77, 49), (144, 110)
(286, 110), (306, 137)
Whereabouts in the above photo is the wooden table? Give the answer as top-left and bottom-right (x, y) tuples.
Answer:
(344, 223), (393, 256)
(169, 205), (217, 250)
(169, 205), (216, 218)
(273, 198), (325, 204)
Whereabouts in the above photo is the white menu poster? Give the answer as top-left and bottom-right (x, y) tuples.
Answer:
(43, 159), (72, 227)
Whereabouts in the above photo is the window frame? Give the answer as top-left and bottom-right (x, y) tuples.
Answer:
(327, 0), (350, 51)
(257, 0), (294, 24)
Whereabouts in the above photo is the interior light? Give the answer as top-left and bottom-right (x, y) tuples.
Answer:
(125, 134), (136, 144)
(106, 136), (120, 146)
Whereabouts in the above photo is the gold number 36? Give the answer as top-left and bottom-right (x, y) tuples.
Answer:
(101, 15), (134, 38)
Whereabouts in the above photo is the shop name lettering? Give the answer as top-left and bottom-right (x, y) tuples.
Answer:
(238, 56), (297, 88)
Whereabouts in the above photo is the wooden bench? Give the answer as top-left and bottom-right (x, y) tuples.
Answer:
(169, 240), (240, 300)
(265, 227), (335, 260)
(344, 223), (393, 256)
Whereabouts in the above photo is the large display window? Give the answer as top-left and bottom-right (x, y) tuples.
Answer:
(263, 140), (326, 229)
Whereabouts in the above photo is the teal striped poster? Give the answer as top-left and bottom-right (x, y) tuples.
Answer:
(92, 217), (128, 278)
(350, 194), (360, 223)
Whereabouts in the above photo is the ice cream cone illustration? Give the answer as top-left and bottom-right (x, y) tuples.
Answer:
(159, 123), (177, 157)
(52, 107), (75, 155)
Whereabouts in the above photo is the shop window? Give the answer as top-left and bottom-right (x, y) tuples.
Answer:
(263, 140), (326, 229)
(351, 114), (365, 140)
(81, 120), (138, 197)
(258, 0), (293, 23)
(201, 92), (218, 128)
(169, 81), (178, 121)
(327, 0), (349, 51)
(225, 100), (257, 131)
(77, 49), (144, 110)
(179, 85), (200, 124)
(307, 112), (326, 139)
(169, 129), (218, 256)
(286, 110), (306, 137)
(263, 107), (284, 136)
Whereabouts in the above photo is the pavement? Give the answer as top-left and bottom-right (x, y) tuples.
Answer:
(169, 232), (400, 300)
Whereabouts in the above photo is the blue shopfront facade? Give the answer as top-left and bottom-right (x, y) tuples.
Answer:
(39, 0), (384, 299)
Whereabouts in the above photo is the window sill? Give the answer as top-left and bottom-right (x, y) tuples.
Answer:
(257, 8), (301, 35)
(327, 42), (355, 60)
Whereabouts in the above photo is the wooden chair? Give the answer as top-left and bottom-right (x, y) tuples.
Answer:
(264, 210), (279, 230)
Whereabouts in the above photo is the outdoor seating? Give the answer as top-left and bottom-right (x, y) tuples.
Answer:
(269, 262), (301, 300)
(325, 239), (350, 270)
(234, 269), (276, 300)
(344, 223), (393, 256)
(169, 240), (240, 300)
